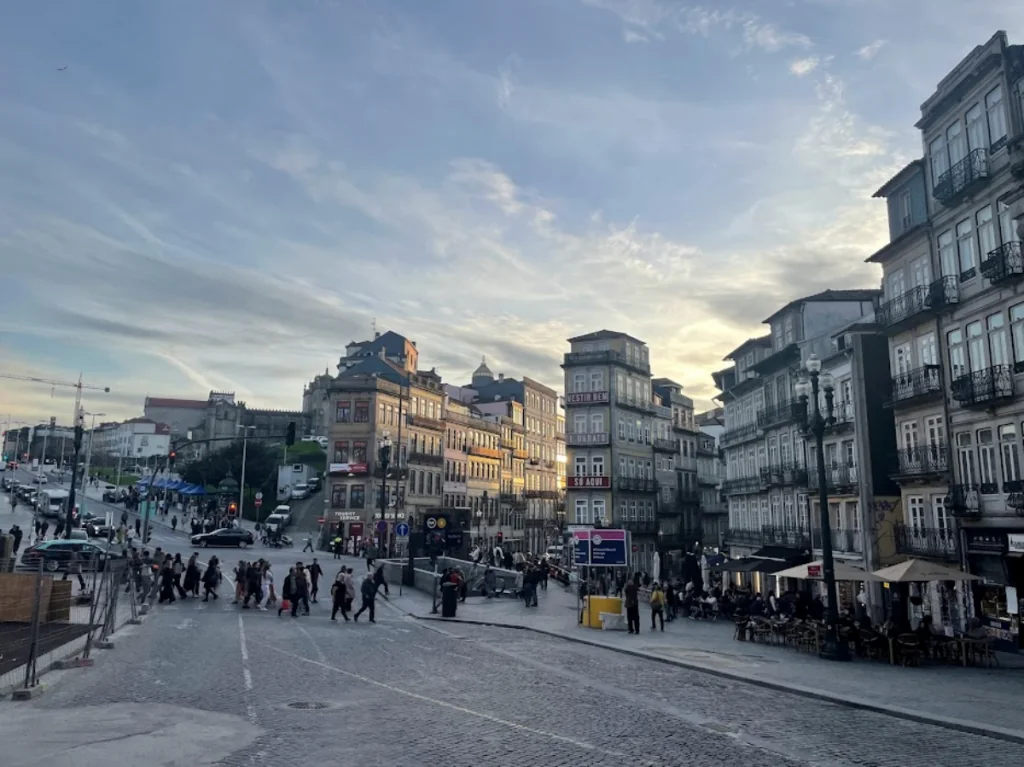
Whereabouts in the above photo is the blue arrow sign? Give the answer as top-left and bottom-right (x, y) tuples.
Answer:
(395, 522), (410, 537)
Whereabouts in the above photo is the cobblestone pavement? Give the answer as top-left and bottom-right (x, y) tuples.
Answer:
(7, 594), (1020, 766)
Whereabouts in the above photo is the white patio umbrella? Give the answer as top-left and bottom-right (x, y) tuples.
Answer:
(872, 558), (982, 583)
(774, 559), (882, 582)
(651, 551), (661, 583)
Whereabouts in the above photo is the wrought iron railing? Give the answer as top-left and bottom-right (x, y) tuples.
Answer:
(721, 475), (761, 494)
(889, 364), (942, 405)
(807, 463), (859, 493)
(933, 148), (989, 206)
(894, 523), (958, 560)
(981, 241), (1024, 283)
(653, 437), (677, 452)
(876, 276), (959, 328)
(616, 477), (658, 493)
(756, 398), (803, 430)
(720, 422), (758, 447)
(951, 364), (1014, 407)
(563, 349), (650, 374)
(945, 484), (981, 517)
(759, 462), (808, 487)
(895, 443), (948, 476)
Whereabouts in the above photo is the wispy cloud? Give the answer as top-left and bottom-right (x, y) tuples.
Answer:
(857, 39), (886, 60)
(789, 57), (820, 76)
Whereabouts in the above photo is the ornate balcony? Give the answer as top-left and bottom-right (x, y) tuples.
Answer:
(721, 475), (761, 495)
(888, 364), (942, 407)
(894, 523), (959, 560)
(894, 443), (948, 477)
(725, 525), (810, 550)
(807, 463), (859, 494)
(825, 401), (855, 432)
(933, 148), (989, 207)
(408, 451), (444, 466)
(981, 241), (1024, 284)
(951, 365), (1014, 408)
(720, 422), (758, 447)
(407, 414), (445, 432)
(827, 528), (864, 554)
(653, 437), (677, 453)
(563, 349), (649, 375)
(756, 398), (802, 431)
(616, 476), (658, 493)
(945, 484), (981, 518)
(876, 276), (958, 331)
(759, 462), (808, 488)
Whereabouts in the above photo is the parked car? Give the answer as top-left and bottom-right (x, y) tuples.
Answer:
(20, 540), (122, 572)
(290, 483), (310, 500)
(191, 528), (255, 548)
(102, 488), (121, 503)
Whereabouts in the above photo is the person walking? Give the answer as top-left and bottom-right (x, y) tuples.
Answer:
(330, 571), (349, 621)
(279, 567), (295, 617)
(62, 548), (86, 591)
(625, 578), (641, 635)
(290, 562), (310, 617)
(373, 563), (389, 599)
(309, 558), (323, 603)
(171, 553), (188, 599)
(262, 563), (275, 607)
(184, 553), (201, 597)
(353, 572), (377, 623)
(201, 556), (220, 601)
(343, 567), (356, 616)
(302, 534), (314, 553)
(650, 582), (665, 631)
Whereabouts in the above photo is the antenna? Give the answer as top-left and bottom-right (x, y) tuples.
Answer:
(371, 317), (377, 336)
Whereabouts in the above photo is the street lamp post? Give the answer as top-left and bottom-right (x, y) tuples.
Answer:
(796, 353), (849, 662)
(378, 433), (392, 557)
(237, 425), (257, 524)
(64, 410), (85, 538)
(78, 411), (106, 521)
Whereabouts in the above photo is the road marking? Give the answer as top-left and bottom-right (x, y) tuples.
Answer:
(258, 639), (662, 766)
(237, 615), (259, 728)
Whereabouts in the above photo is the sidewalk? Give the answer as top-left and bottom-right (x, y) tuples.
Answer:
(381, 579), (1024, 742)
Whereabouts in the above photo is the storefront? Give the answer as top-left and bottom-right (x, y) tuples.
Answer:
(964, 528), (1024, 652)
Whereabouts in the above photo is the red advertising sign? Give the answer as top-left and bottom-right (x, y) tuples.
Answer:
(348, 522), (364, 537)
(807, 564), (822, 578)
(328, 462), (368, 475)
(566, 475), (611, 489)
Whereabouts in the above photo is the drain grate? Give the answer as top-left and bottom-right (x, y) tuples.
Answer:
(287, 701), (330, 710)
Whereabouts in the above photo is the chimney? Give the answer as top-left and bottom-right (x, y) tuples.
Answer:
(374, 330), (380, 339)
(498, 373), (504, 382)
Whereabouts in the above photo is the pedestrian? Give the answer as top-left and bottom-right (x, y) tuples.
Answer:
(279, 567), (295, 616)
(242, 561), (263, 609)
(11, 525), (23, 555)
(62, 548), (86, 591)
(184, 553), (201, 597)
(302, 534), (314, 553)
(134, 518), (141, 537)
(309, 558), (323, 603)
(55, 519), (65, 540)
(330, 571), (348, 621)
(353, 572), (377, 623)
(201, 556), (220, 601)
(171, 553), (188, 599)
(343, 567), (356, 615)
(332, 537), (343, 559)
(373, 563), (389, 599)
(158, 558), (176, 604)
(233, 559), (246, 604)
(365, 542), (378, 572)
(625, 578), (641, 635)
(290, 563), (310, 617)
(171, 515), (178, 532)
(650, 582), (665, 631)
(262, 563), (275, 607)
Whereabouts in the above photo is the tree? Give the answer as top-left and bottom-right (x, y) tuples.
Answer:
(181, 441), (279, 506)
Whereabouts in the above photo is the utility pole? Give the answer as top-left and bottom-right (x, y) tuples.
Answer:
(64, 411), (84, 538)
(78, 412), (105, 518)
(237, 425), (255, 521)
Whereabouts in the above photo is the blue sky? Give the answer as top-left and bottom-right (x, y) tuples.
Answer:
(2, 0), (1022, 426)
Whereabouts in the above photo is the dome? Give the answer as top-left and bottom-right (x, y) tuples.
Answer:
(471, 356), (494, 387)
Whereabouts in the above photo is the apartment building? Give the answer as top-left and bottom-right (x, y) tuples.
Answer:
(697, 429), (726, 545)
(91, 418), (172, 466)
(324, 334), (443, 542)
(652, 379), (702, 561)
(872, 32), (1024, 648)
(717, 291), (878, 591)
(562, 330), (661, 573)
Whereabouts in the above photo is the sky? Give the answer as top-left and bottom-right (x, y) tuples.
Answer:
(2, 0), (1023, 428)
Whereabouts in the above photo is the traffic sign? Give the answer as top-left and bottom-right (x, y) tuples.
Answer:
(395, 522), (409, 537)
(255, 491), (263, 501)
(375, 520), (388, 533)
(254, 499), (262, 508)
(426, 517), (437, 529)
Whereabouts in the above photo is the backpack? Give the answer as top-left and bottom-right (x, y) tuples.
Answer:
(650, 590), (664, 607)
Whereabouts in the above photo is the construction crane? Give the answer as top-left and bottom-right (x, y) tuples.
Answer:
(0, 372), (110, 426)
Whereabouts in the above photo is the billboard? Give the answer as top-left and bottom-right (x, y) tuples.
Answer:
(571, 528), (629, 567)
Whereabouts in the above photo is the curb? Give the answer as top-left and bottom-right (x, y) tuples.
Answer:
(390, 603), (1024, 746)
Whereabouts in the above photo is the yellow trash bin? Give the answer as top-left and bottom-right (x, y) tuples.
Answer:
(584, 596), (623, 629)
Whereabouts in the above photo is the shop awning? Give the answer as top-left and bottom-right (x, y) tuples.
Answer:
(752, 546), (805, 561)
(716, 557), (767, 573)
(753, 559), (795, 574)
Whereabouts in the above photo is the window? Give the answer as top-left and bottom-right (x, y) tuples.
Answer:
(977, 428), (998, 492)
(574, 414), (586, 434)
(335, 401), (351, 423)
(574, 499), (589, 525)
(593, 499), (606, 524)
(917, 333), (937, 366)
(426, 473), (433, 495)
(353, 401), (369, 423)
(899, 190), (912, 229)
(893, 342), (912, 375)
(1011, 304), (1024, 368)
(956, 432), (977, 486)
(907, 496), (925, 533)
(350, 485), (365, 509)
(378, 403), (385, 423)
(986, 86), (1007, 145)
(592, 455), (605, 476)
(589, 372), (603, 391)
(946, 120), (965, 167)
(938, 230), (956, 277)
(966, 103), (987, 153)
(910, 256), (931, 289)
(956, 218), (976, 278)
(901, 420), (919, 452)
(930, 135), (948, 186)
(573, 373), (585, 393)
(925, 415), (944, 452)
(574, 456), (587, 477)
(1000, 423), (1021, 488)
(331, 484), (346, 508)
(934, 495), (951, 538)
(628, 500), (637, 520)
(352, 440), (367, 464)
(417, 471), (424, 495)
(966, 320), (986, 372)
(998, 200), (1016, 246)
(333, 441), (349, 464)
(886, 269), (905, 300)
(978, 206), (996, 261)
(784, 316), (794, 344)
(988, 313), (1009, 367)
(783, 496), (795, 529)
(590, 413), (604, 433)
(947, 328), (966, 380)
(770, 495), (781, 527)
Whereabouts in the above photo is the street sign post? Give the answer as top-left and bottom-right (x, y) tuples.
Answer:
(255, 492), (263, 500)
(375, 519), (388, 533)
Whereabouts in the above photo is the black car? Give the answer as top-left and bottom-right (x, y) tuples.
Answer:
(20, 540), (122, 572)
(191, 527), (255, 548)
(102, 489), (121, 503)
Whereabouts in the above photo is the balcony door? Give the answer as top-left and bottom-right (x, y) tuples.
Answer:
(893, 343), (912, 377)
(907, 495), (926, 534)
(901, 421), (919, 466)
(988, 313), (1009, 368)
(967, 321), (987, 373)
(886, 269), (906, 301)
(947, 121), (966, 168)
(910, 256), (931, 289)
(925, 416), (944, 465)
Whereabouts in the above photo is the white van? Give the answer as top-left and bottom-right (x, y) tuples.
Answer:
(37, 489), (70, 518)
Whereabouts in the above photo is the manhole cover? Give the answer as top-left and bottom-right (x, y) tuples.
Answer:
(287, 701), (330, 710)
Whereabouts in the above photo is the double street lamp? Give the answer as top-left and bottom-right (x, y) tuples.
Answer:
(378, 433), (392, 556)
(795, 353), (849, 662)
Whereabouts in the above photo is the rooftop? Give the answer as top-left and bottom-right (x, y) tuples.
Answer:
(145, 397), (207, 409)
(762, 289), (881, 325)
(567, 329), (646, 346)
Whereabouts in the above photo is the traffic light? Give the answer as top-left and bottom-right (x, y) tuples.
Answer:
(228, 502), (238, 516)
(168, 450), (177, 469)
(496, 532), (504, 543)
(286, 421), (296, 447)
